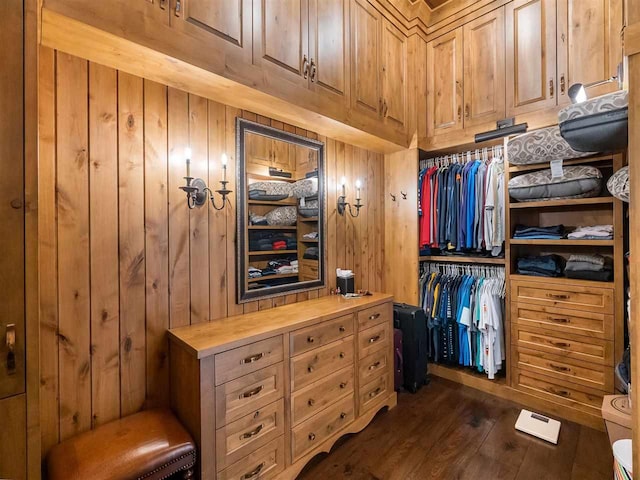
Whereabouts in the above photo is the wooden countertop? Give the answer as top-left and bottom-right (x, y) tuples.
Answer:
(168, 293), (394, 358)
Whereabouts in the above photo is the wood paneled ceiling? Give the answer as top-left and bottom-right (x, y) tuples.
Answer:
(408, 0), (452, 10)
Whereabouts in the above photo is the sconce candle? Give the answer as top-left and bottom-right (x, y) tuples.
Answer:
(185, 147), (192, 178)
(355, 179), (361, 201)
(340, 176), (347, 197)
(221, 153), (228, 182)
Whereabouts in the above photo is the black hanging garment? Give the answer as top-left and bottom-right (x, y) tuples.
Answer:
(393, 303), (429, 393)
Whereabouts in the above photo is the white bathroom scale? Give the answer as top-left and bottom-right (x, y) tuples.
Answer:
(515, 409), (561, 444)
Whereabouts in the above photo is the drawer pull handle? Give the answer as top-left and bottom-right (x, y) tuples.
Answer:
(240, 385), (264, 399)
(339, 326), (346, 332)
(368, 387), (382, 398)
(549, 387), (569, 397)
(549, 363), (571, 372)
(241, 353), (264, 364)
(308, 398), (315, 407)
(240, 424), (264, 440)
(368, 361), (381, 370)
(546, 293), (569, 300)
(339, 352), (345, 359)
(549, 317), (569, 323)
(369, 313), (381, 320)
(369, 335), (381, 344)
(242, 462), (265, 480)
(550, 341), (570, 348)
(340, 382), (347, 389)
(307, 366), (314, 373)
(308, 433), (316, 441)
(340, 412), (347, 419)
(307, 336), (315, 344)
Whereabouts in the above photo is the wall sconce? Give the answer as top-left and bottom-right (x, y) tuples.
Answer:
(337, 177), (364, 218)
(179, 148), (232, 210)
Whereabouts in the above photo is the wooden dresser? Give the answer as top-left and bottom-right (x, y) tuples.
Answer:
(510, 276), (615, 418)
(168, 294), (396, 480)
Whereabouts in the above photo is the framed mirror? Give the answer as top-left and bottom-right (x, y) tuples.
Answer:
(236, 118), (325, 303)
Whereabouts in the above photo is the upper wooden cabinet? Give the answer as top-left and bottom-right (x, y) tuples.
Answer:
(426, 28), (464, 137)
(170, 0), (252, 62)
(381, 19), (408, 131)
(506, 0), (558, 116)
(351, 0), (382, 117)
(463, 7), (506, 128)
(308, 0), (350, 102)
(557, 0), (624, 104)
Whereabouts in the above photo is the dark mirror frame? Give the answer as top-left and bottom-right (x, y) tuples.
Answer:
(236, 118), (326, 303)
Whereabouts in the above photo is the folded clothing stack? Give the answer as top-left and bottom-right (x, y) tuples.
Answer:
(565, 254), (613, 281)
(517, 255), (564, 277)
(249, 213), (268, 226)
(567, 225), (613, 240)
(248, 266), (262, 278)
(303, 231), (319, 240)
(513, 224), (565, 240)
(249, 232), (297, 251)
(303, 247), (319, 260)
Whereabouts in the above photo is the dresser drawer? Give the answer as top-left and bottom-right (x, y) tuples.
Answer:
(513, 346), (613, 392)
(215, 336), (284, 386)
(512, 368), (604, 413)
(290, 314), (354, 356)
(511, 302), (614, 340)
(359, 349), (390, 386)
(216, 363), (284, 426)
(217, 435), (285, 480)
(512, 325), (613, 366)
(291, 336), (354, 391)
(291, 366), (354, 426)
(359, 372), (390, 414)
(511, 280), (613, 315)
(358, 302), (392, 331)
(291, 395), (355, 461)
(216, 399), (285, 472)
(358, 322), (390, 359)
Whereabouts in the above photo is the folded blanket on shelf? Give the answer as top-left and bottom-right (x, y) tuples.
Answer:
(567, 254), (606, 266)
(517, 255), (564, 277)
(567, 225), (613, 239)
(303, 247), (319, 260)
(513, 224), (565, 239)
(303, 231), (319, 239)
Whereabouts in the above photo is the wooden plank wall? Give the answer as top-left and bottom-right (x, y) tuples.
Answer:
(38, 48), (385, 456)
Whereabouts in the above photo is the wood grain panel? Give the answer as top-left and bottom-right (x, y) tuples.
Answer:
(56, 52), (92, 440)
(118, 71), (147, 417)
(39, 51), (386, 453)
(88, 63), (120, 426)
(144, 79), (170, 409)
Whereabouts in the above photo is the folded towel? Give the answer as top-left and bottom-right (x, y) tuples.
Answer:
(568, 254), (606, 266)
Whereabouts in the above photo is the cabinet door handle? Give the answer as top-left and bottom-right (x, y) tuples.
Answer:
(174, 0), (181, 16)
(548, 387), (569, 397)
(340, 412), (347, 419)
(368, 361), (381, 370)
(242, 462), (265, 480)
(340, 382), (347, 389)
(241, 352), (264, 364)
(159, 0), (167, 9)
(560, 75), (566, 94)
(546, 293), (569, 300)
(383, 99), (388, 117)
(465, 104), (470, 119)
(240, 423), (264, 440)
(307, 365), (314, 373)
(549, 317), (569, 324)
(6, 324), (16, 375)
(240, 385), (264, 399)
(457, 106), (462, 121)
(549, 363), (571, 372)
(307, 398), (315, 407)
(369, 313), (380, 321)
(310, 58), (317, 82)
(302, 55), (309, 79)
(368, 335), (381, 344)
(549, 78), (554, 98)
(339, 352), (345, 359)
(339, 326), (346, 333)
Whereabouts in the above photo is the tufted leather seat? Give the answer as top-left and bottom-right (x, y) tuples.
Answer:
(47, 409), (196, 480)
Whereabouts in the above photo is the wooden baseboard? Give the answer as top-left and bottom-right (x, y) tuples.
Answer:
(429, 364), (605, 431)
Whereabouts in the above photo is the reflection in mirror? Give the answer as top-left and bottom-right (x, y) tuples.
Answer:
(237, 119), (325, 303)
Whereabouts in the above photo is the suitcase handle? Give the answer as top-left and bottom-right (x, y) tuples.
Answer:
(395, 347), (403, 371)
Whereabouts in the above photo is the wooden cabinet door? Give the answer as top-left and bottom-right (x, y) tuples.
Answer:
(426, 28), (464, 137)
(350, 0), (382, 118)
(463, 8), (506, 127)
(381, 18), (408, 131)
(506, 0), (558, 116)
(308, 0), (350, 103)
(557, 0), (623, 104)
(0, 395), (26, 480)
(171, 0), (252, 62)
(271, 138), (294, 172)
(245, 132), (274, 170)
(45, 0), (170, 27)
(253, 0), (309, 86)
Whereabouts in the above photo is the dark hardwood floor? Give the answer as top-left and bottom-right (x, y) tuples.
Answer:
(297, 377), (613, 480)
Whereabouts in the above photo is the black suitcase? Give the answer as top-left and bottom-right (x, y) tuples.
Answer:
(393, 303), (429, 393)
(559, 106), (628, 152)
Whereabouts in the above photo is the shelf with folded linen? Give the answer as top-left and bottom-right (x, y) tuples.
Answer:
(249, 250), (298, 256)
(513, 253), (614, 283)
